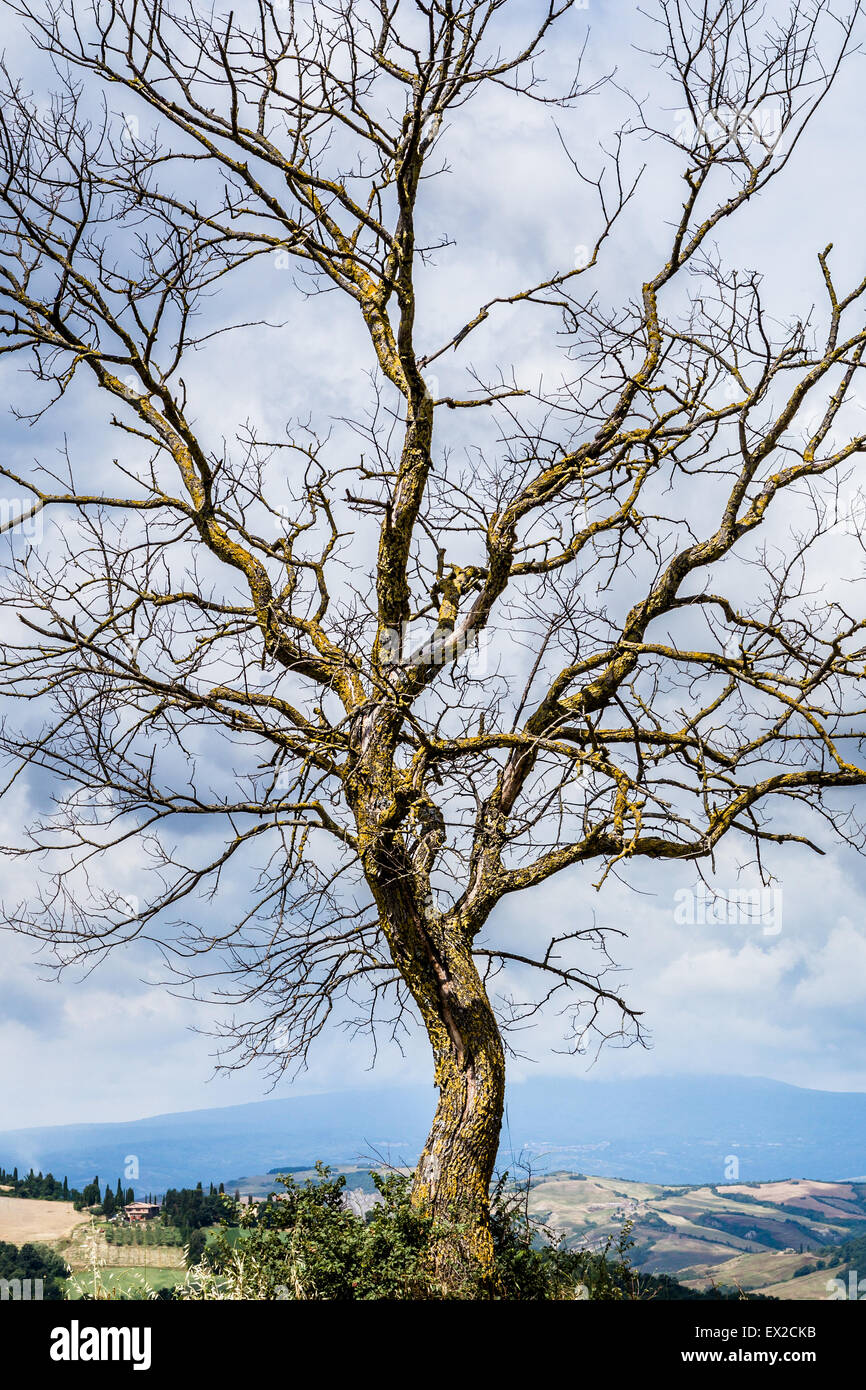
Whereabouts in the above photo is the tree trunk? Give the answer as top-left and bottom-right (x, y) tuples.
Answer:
(352, 745), (505, 1293)
(406, 926), (506, 1294)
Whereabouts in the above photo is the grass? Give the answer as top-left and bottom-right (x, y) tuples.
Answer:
(64, 1267), (183, 1299)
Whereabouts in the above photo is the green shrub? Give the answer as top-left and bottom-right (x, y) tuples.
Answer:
(175, 1165), (681, 1301)
(0, 1240), (69, 1299)
(104, 1164), (773, 1302)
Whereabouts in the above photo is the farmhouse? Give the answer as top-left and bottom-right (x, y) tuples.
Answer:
(124, 1202), (160, 1223)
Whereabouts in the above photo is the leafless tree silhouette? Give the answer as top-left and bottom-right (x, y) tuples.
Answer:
(1, 0), (865, 1284)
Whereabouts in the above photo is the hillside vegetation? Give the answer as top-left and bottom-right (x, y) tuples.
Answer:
(3, 1172), (864, 1298)
(523, 1175), (866, 1297)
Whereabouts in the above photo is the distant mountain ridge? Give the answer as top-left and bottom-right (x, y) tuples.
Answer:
(0, 1075), (863, 1193)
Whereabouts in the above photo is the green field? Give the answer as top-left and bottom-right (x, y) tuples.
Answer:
(64, 1267), (183, 1299)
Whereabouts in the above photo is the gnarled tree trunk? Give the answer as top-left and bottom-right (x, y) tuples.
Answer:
(387, 911), (506, 1289)
(351, 709), (506, 1293)
(410, 935), (506, 1292)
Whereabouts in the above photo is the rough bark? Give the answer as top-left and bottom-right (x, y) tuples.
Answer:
(352, 733), (505, 1290)
(411, 948), (506, 1291)
(385, 896), (506, 1290)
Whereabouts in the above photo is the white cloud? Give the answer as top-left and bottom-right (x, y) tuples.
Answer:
(2, 0), (866, 1128)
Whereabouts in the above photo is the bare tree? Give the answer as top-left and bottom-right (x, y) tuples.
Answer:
(1, 0), (866, 1287)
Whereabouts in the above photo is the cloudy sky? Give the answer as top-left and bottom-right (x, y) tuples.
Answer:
(2, 0), (866, 1130)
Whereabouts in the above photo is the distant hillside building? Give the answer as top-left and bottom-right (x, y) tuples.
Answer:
(124, 1201), (160, 1223)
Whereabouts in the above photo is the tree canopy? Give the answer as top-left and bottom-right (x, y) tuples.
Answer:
(1, 0), (865, 1283)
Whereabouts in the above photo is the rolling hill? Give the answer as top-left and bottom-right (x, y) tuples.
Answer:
(522, 1172), (866, 1296)
(0, 1074), (864, 1193)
